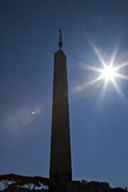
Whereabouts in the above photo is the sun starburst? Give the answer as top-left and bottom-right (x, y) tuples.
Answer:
(75, 46), (128, 97)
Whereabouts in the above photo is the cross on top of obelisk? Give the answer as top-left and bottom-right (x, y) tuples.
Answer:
(58, 29), (63, 50)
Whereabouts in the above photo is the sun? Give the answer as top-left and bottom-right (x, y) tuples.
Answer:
(100, 64), (117, 82)
(88, 46), (128, 96)
(75, 46), (128, 97)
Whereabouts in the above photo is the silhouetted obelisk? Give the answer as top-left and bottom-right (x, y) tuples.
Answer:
(50, 29), (72, 183)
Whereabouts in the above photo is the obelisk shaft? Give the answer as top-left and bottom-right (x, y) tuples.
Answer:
(49, 50), (72, 182)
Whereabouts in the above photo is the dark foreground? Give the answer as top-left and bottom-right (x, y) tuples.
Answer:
(0, 174), (127, 192)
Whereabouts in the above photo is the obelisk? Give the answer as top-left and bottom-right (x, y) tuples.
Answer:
(49, 30), (72, 183)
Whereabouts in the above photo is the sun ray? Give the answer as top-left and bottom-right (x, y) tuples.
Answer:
(93, 46), (106, 67)
(115, 73), (128, 80)
(97, 74), (105, 81)
(109, 47), (117, 67)
(111, 78), (123, 97)
(114, 62), (128, 71)
(75, 76), (103, 93)
(85, 64), (104, 73)
(101, 79), (108, 99)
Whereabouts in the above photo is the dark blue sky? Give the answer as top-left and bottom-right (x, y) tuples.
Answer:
(0, 0), (128, 188)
